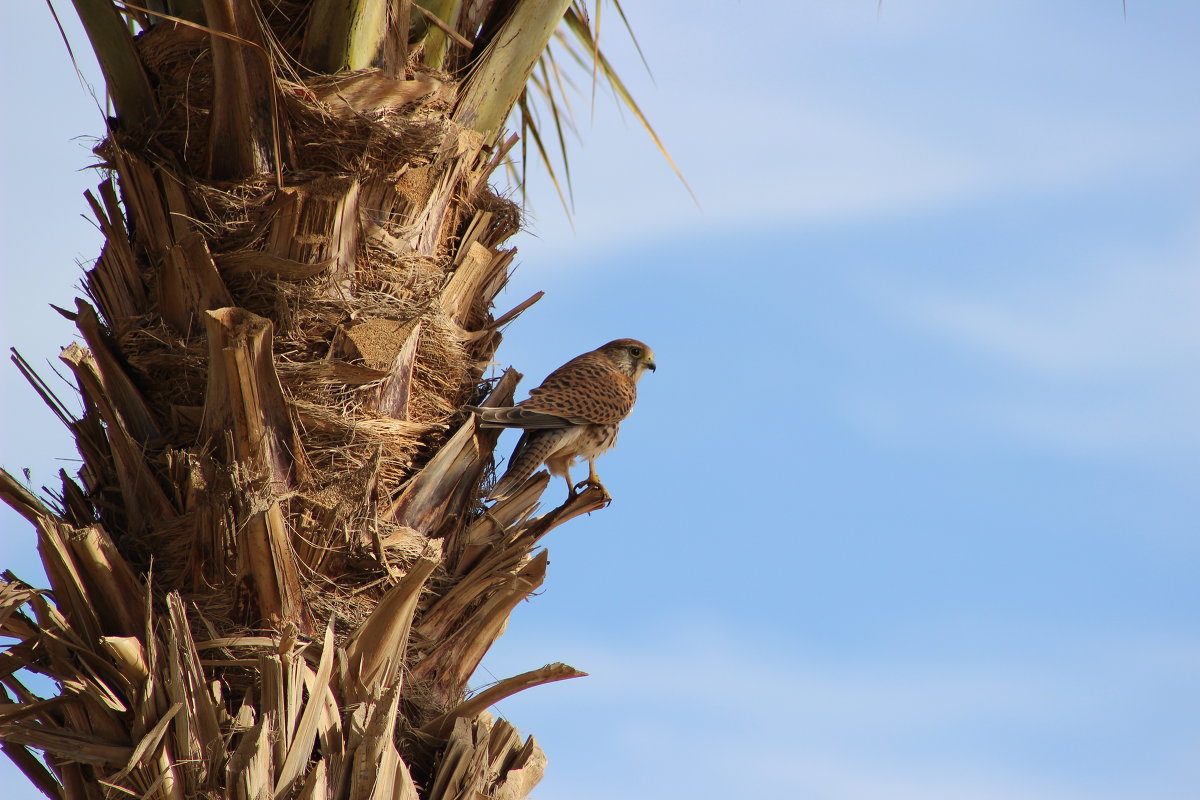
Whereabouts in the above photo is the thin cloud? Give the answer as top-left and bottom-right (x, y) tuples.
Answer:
(888, 259), (1200, 377)
(479, 626), (1200, 800)
(855, 237), (1200, 456)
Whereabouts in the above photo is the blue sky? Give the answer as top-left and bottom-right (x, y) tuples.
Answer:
(2, 2), (1198, 798)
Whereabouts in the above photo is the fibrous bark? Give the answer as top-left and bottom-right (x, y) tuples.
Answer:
(0, 2), (617, 797)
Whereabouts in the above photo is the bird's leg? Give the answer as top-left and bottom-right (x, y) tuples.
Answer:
(573, 459), (610, 499)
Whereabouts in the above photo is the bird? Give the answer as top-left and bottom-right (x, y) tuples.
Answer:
(473, 338), (656, 502)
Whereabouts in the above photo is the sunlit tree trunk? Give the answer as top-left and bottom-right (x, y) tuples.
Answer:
(0, 2), (627, 796)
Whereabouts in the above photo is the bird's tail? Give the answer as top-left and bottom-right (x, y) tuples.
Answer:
(488, 429), (565, 501)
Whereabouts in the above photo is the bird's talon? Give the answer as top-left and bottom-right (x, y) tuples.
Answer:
(573, 479), (610, 500)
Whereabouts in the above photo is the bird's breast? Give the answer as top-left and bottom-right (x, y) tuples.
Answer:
(545, 423), (619, 462)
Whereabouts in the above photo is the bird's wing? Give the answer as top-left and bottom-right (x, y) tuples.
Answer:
(522, 352), (636, 424)
(470, 406), (575, 429)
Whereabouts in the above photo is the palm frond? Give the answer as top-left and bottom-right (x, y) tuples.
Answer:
(506, 1), (691, 211)
(560, 4), (694, 202)
(67, 0), (157, 125)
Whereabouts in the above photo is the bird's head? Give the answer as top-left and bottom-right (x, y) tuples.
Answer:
(600, 338), (657, 380)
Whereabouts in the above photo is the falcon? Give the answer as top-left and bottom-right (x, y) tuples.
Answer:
(475, 338), (656, 501)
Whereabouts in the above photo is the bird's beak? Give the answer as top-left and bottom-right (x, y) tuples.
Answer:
(645, 359), (657, 372)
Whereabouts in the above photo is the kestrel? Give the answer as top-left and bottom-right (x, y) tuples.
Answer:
(475, 338), (656, 501)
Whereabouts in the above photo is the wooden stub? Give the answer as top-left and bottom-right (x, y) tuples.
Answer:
(158, 233), (234, 337)
(411, 550), (548, 703)
(83, 182), (147, 330)
(388, 418), (482, 537)
(375, 322), (422, 419)
(439, 241), (496, 328)
(110, 148), (176, 263)
(72, 299), (161, 445)
(343, 558), (437, 703)
(409, 128), (486, 256)
(201, 308), (306, 488)
(423, 713), (546, 800)
(68, 525), (145, 638)
(201, 0), (284, 179)
(263, 179), (361, 297)
(421, 662), (586, 739)
(201, 307), (309, 630)
(59, 343), (174, 536)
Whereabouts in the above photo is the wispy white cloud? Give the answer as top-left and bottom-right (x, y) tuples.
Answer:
(887, 252), (1200, 377)
(853, 229), (1200, 456)
(518, 98), (1180, 271)
(514, 2), (1200, 266)
(479, 625), (1200, 800)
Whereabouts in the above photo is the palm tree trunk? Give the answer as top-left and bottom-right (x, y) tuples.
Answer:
(0, 2), (622, 797)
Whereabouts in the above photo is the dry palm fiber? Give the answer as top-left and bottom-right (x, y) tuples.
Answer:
(0, 2), (646, 798)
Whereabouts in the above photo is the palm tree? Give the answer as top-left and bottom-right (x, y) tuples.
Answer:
(0, 2), (665, 796)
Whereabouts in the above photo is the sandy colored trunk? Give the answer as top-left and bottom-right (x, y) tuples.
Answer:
(0, 2), (620, 797)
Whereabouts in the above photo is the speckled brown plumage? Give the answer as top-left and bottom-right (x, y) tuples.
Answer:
(475, 338), (656, 500)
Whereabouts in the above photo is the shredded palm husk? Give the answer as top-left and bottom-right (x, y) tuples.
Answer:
(0, 2), (635, 798)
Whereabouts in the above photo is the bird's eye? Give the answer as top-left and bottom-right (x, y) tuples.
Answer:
(629, 347), (643, 358)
